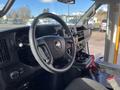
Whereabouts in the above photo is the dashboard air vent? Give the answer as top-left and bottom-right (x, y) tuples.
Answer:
(0, 39), (10, 64)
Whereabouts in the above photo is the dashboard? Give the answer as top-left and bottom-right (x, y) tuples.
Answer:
(0, 25), (91, 90)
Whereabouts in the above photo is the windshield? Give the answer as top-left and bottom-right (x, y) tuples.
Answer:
(0, 0), (94, 29)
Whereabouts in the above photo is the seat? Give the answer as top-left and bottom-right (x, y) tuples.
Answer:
(65, 78), (108, 90)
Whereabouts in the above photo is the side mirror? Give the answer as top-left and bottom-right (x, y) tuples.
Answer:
(58, 0), (75, 4)
(0, 0), (15, 17)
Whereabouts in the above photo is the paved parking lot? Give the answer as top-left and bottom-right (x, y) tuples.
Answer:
(89, 31), (105, 56)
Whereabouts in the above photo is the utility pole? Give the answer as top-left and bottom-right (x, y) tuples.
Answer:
(67, 3), (70, 23)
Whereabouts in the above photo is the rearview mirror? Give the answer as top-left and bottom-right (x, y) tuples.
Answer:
(58, 0), (75, 4)
(0, 0), (15, 17)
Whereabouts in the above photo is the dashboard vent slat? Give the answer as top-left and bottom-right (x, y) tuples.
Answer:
(0, 39), (10, 64)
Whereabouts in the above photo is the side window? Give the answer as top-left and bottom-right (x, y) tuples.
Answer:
(89, 5), (108, 57)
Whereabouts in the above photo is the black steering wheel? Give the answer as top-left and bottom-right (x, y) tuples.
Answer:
(29, 13), (76, 73)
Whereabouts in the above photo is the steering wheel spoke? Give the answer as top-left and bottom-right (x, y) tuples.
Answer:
(37, 37), (53, 64)
(65, 51), (73, 61)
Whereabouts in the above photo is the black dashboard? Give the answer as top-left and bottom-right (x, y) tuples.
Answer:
(0, 25), (91, 90)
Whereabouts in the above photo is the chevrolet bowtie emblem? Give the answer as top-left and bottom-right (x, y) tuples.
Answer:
(55, 41), (61, 48)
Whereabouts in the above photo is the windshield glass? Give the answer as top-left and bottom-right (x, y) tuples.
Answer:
(0, 0), (94, 29)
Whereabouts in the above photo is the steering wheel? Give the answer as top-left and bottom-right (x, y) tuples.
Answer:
(29, 13), (76, 73)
